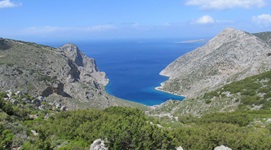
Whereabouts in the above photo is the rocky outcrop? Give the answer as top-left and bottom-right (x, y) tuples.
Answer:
(90, 139), (108, 150)
(0, 39), (143, 109)
(158, 28), (271, 98)
(59, 43), (109, 86)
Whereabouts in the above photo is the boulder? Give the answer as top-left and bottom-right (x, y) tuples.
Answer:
(214, 145), (232, 150)
(31, 130), (38, 136)
(266, 118), (271, 123)
(176, 146), (184, 150)
(90, 139), (108, 150)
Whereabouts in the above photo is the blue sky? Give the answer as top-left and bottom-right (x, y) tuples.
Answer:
(1, 0), (271, 42)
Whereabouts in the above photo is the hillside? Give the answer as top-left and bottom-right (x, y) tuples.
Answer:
(0, 38), (145, 110)
(149, 69), (271, 117)
(1, 91), (271, 150)
(157, 28), (271, 99)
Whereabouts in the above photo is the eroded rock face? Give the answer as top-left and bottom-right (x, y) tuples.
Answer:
(158, 28), (271, 98)
(59, 43), (109, 86)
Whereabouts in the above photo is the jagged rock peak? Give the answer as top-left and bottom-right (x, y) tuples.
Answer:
(58, 43), (108, 86)
(59, 43), (80, 55)
(59, 43), (84, 67)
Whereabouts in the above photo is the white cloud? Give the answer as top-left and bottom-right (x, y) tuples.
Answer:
(160, 22), (171, 27)
(186, 0), (265, 10)
(86, 25), (117, 32)
(24, 26), (66, 34)
(252, 14), (271, 26)
(0, 0), (20, 8)
(24, 25), (117, 34)
(194, 15), (215, 24)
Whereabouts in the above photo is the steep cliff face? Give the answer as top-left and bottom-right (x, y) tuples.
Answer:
(59, 43), (109, 86)
(158, 28), (271, 98)
(0, 39), (142, 109)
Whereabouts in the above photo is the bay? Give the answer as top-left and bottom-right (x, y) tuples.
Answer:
(46, 38), (205, 106)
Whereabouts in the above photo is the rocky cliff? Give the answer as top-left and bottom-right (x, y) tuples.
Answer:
(158, 28), (271, 98)
(0, 38), (144, 109)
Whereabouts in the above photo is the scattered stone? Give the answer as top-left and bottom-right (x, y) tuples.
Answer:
(90, 139), (108, 150)
(60, 106), (66, 111)
(29, 115), (38, 119)
(44, 114), (50, 119)
(174, 117), (179, 121)
(56, 103), (61, 109)
(15, 91), (23, 97)
(214, 145), (232, 150)
(37, 96), (45, 102)
(157, 124), (163, 128)
(22, 98), (31, 103)
(10, 99), (18, 105)
(6, 90), (12, 99)
(31, 130), (39, 136)
(38, 105), (46, 110)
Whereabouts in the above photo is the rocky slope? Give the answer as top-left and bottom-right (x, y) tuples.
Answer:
(149, 60), (271, 117)
(158, 28), (271, 98)
(254, 31), (271, 46)
(0, 38), (144, 109)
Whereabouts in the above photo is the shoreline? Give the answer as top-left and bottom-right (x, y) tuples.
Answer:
(155, 86), (186, 98)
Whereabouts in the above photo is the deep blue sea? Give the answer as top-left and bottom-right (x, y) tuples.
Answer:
(46, 39), (205, 106)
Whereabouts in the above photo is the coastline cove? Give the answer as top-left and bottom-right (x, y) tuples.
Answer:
(46, 38), (205, 106)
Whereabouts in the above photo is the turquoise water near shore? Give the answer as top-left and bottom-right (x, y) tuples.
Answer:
(47, 39), (205, 106)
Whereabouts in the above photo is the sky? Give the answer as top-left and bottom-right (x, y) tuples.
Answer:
(1, 0), (271, 42)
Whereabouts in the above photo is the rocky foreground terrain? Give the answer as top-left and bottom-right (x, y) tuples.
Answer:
(0, 38), (144, 109)
(158, 28), (271, 99)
